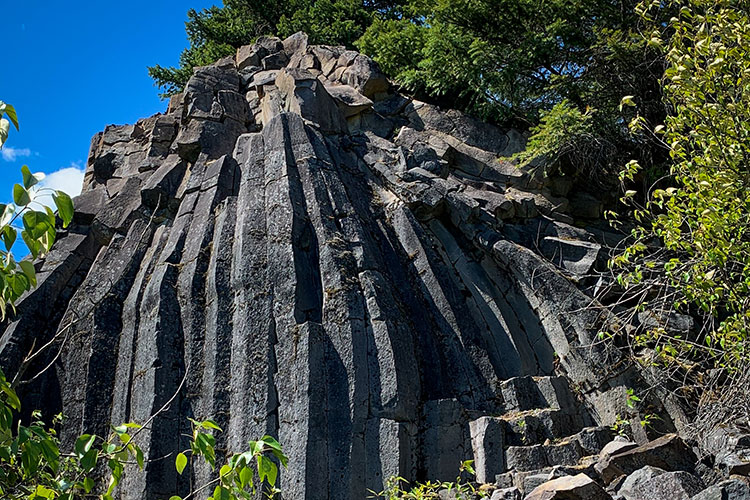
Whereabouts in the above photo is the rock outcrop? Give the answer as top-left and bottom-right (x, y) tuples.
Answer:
(485, 431), (749, 500)
(0, 33), (713, 499)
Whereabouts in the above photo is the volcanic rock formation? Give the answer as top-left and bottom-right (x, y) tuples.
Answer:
(0, 33), (682, 499)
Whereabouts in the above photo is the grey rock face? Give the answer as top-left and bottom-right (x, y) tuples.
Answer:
(525, 473), (611, 500)
(625, 471), (705, 500)
(596, 434), (698, 484)
(471, 417), (507, 483)
(491, 487), (522, 500)
(690, 479), (750, 500)
(1, 37), (657, 499)
(616, 465), (667, 499)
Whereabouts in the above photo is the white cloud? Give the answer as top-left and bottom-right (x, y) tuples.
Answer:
(1, 146), (32, 162)
(32, 164), (86, 210)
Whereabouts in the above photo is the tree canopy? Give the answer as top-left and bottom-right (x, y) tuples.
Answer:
(148, 0), (405, 96)
(150, 0), (671, 186)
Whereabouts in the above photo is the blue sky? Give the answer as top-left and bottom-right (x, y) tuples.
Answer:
(2, 1), (217, 218)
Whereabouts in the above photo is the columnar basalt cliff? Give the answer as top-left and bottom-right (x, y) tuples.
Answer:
(0, 33), (694, 499)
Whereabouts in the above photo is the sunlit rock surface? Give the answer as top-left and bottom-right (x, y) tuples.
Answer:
(0, 33), (669, 499)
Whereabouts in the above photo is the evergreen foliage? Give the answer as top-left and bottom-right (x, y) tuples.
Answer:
(148, 0), (404, 97)
(151, 0), (669, 186)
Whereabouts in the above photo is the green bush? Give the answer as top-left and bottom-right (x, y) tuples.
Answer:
(0, 101), (73, 319)
(610, 0), (750, 427)
(510, 100), (619, 185)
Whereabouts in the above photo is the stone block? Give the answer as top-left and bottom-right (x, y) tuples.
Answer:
(691, 479), (750, 500)
(471, 416), (506, 483)
(525, 473), (610, 500)
(596, 434), (698, 484)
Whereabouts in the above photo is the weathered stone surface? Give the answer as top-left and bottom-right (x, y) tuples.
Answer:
(0, 34), (677, 500)
(524, 473), (556, 494)
(262, 51), (290, 70)
(236, 44), (260, 70)
(615, 465), (666, 499)
(691, 478), (750, 500)
(572, 427), (614, 456)
(506, 441), (584, 472)
(275, 68), (348, 133)
(623, 471), (704, 500)
(492, 487), (522, 500)
(525, 473), (611, 500)
(596, 438), (639, 469)
(540, 237), (601, 276)
(715, 449), (750, 476)
(705, 427), (750, 476)
(340, 55), (390, 97)
(325, 82), (374, 117)
(503, 409), (588, 449)
(249, 69), (279, 87)
(471, 417), (506, 483)
(283, 31), (309, 55)
(501, 376), (578, 413)
(597, 434), (698, 484)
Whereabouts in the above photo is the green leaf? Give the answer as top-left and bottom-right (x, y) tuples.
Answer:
(261, 435), (282, 452)
(261, 435), (288, 466)
(11, 271), (29, 295)
(80, 448), (99, 471)
(619, 95), (636, 111)
(13, 184), (31, 206)
(176, 452), (188, 474)
(257, 455), (278, 486)
(74, 434), (96, 458)
(135, 445), (145, 469)
(1, 382), (21, 410)
(19, 261), (36, 287)
(39, 437), (60, 473)
(239, 466), (253, 488)
(0, 118), (9, 148)
(199, 439), (217, 468)
(53, 191), (74, 228)
(2, 225), (16, 252)
(249, 439), (264, 456)
(200, 419), (222, 431)
(0, 203), (14, 226)
(213, 485), (230, 500)
(112, 424), (128, 434)
(23, 211), (54, 247)
(461, 459), (476, 476)
(106, 458), (124, 496)
(83, 477), (95, 493)
(22, 230), (42, 258)
(21, 165), (40, 189)
(4, 104), (19, 131)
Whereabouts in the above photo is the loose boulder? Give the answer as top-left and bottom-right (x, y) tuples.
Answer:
(525, 473), (611, 500)
(596, 434), (698, 484)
